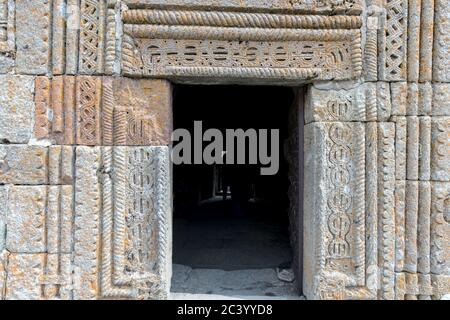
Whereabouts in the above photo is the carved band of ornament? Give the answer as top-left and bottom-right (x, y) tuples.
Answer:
(124, 25), (358, 42)
(162, 66), (321, 80)
(122, 9), (363, 29)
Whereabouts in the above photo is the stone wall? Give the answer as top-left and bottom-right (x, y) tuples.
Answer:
(0, 0), (448, 300)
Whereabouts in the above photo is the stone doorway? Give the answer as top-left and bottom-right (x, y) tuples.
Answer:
(170, 85), (303, 299)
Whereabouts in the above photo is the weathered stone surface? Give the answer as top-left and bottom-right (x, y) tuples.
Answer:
(5, 253), (45, 299)
(305, 84), (366, 123)
(407, 117), (420, 180)
(0, 186), (6, 251)
(377, 82), (391, 121)
(419, 83), (432, 116)
(121, 6), (363, 82)
(404, 181), (418, 273)
(0, 75), (35, 143)
(304, 121), (370, 300)
(15, 0), (51, 74)
(431, 117), (450, 181)
(394, 181), (406, 272)
(419, 117), (432, 181)
(377, 122), (396, 300)
(73, 146), (101, 300)
(42, 254), (73, 300)
(431, 274), (450, 298)
(6, 186), (46, 253)
(433, 84), (450, 116)
(99, 146), (172, 299)
(48, 146), (74, 184)
(393, 116), (407, 180)
(104, 78), (173, 145)
(433, 0), (450, 82)
(379, 0), (408, 81)
(391, 82), (407, 116)
(431, 182), (450, 276)
(418, 181), (431, 274)
(0, 250), (9, 300)
(122, 0), (363, 13)
(47, 186), (74, 254)
(0, 145), (48, 185)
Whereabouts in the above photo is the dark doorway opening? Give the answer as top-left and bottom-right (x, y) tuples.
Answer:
(171, 85), (302, 299)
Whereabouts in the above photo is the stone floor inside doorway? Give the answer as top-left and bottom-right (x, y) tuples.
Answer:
(170, 198), (303, 300)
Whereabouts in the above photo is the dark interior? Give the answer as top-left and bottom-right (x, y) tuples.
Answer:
(172, 85), (297, 273)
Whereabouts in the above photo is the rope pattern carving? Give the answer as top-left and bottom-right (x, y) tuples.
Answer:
(122, 9), (363, 29)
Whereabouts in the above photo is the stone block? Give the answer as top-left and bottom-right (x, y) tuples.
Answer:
(0, 145), (48, 185)
(0, 75), (35, 143)
(5, 253), (45, 300)
(6, 186), (46, 253)
(15, 0), (51, 74)
(433, 84), (450, 116)
(104, 78), (173, 146)
(305, 84), (366, 123)
(303, 121), (368, 299)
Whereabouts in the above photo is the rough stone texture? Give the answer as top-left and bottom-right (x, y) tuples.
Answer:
(0, 145), (48, 185)
(0, 75), (35, 144)
(5, 254), (45, 299)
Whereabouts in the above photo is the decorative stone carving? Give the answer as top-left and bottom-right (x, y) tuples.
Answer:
(79, 0), (106, 74)
(431, 182), (450, 276)
(121, 7), (363, 82)
(121, 0), (363, 15)
(431, 117), (450, 182)
(379, 0), (408, 81)
(0, 145), (48, 185)
(34, 77), (172, 146)
(104, 77), (172, 145)
(74, 146), (171, 300)
(6, 186), (47, 253)
(304, 121), (374, 300)
(5, 253), (72, 300)
(305, 84), (366, 123)
(15, 0), (52, 74)
(377, 122), (396, 300)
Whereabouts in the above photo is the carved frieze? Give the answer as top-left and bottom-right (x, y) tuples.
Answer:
(121, 7), (363, 82)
